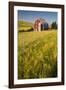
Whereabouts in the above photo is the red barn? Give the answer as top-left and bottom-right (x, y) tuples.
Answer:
(34, 18), (49, 31)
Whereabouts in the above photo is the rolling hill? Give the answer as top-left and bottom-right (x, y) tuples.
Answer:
(18, 21), (33, 31)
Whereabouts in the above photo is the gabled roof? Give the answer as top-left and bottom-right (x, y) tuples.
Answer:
(35, 18), (47, 24)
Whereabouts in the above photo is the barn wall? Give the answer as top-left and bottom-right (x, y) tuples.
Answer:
(34, 19), (49, 31)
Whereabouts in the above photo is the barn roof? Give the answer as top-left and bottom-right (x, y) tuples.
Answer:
(35, 18), (47, 24)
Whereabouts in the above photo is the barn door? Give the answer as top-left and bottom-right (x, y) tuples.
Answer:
(38, 23), (41, 31)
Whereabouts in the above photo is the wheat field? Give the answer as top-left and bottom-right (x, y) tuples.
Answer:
(18, 30), (57, 79)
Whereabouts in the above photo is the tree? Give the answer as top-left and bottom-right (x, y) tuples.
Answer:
(51, 21), (57, 29)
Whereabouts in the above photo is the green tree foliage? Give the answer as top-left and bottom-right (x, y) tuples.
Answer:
(51, 22), (57, 29)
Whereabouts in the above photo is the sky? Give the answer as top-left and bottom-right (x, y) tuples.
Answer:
(18, 10), (57, 25)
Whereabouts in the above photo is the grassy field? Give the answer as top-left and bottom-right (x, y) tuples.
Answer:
(18, 30), (57, 79)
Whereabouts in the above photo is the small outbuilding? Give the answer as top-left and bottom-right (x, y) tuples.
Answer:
(34, 18), (49, 31)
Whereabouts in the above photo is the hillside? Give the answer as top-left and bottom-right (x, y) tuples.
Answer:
(18, 21), (33, 31)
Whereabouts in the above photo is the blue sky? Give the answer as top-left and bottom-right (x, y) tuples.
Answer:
(18, 10), (57, 25)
